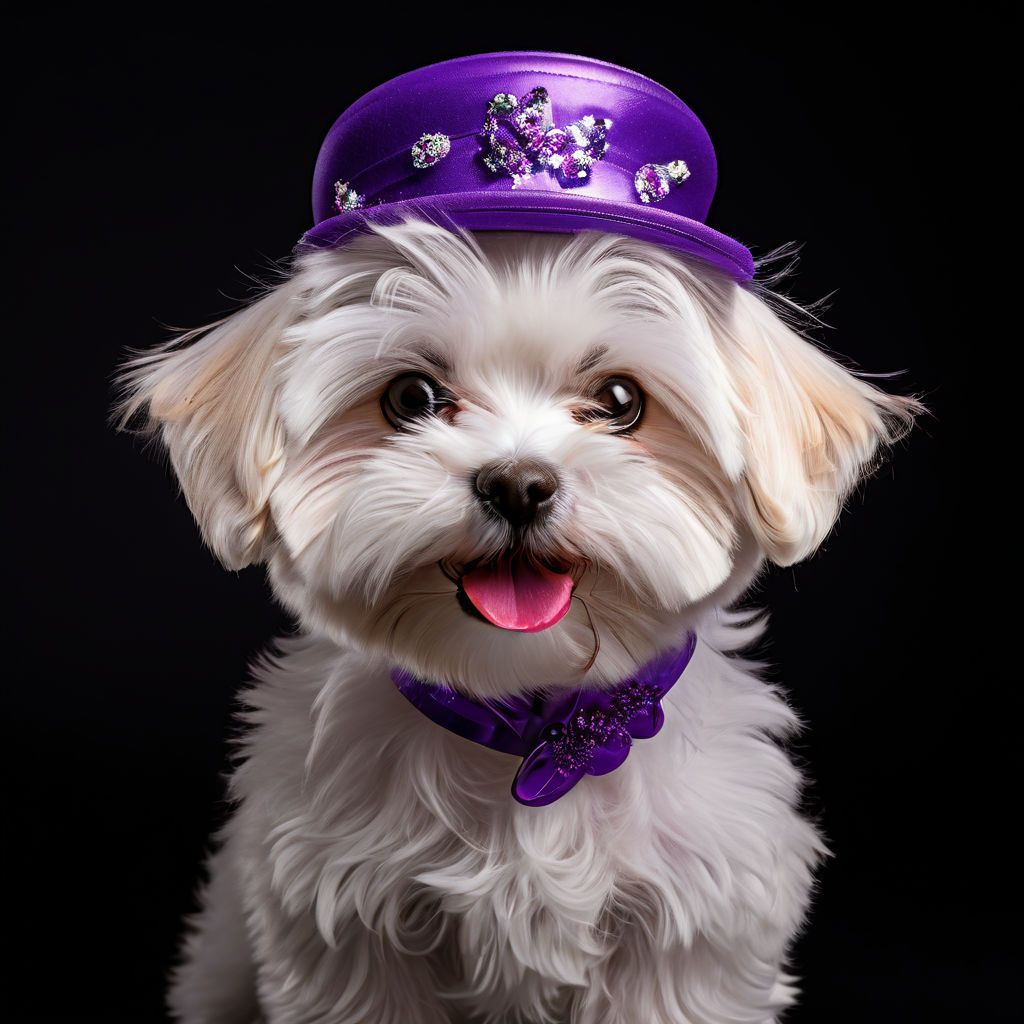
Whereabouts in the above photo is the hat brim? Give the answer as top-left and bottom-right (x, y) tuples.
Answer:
(298, 189), (754, 282)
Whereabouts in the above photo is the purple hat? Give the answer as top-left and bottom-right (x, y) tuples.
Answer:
(299, 51), (754, 281)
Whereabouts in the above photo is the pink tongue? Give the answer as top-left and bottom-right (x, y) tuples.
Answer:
(461, 557), (574, 632)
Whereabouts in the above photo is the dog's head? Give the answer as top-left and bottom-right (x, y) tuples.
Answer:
(118, 219), (919, 696)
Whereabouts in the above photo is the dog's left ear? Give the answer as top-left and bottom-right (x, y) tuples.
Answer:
(115, 280), (299, 569)
(721, 287), (923, 566)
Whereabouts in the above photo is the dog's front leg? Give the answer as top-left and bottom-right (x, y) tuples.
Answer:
(168, 829), (262, 1024)
(251, 909), (451, 1024)
(572, 932), (798, 1024)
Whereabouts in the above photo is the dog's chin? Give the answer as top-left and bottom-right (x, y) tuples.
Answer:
(269, 544), (738, 699)
(267, 522), (768, 699)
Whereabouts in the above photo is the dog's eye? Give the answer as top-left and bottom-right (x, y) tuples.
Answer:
(381, 372), (449, 428)
(591, 376), (644, 432)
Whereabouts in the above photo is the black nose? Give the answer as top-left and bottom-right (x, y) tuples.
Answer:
(474, 458), (560, 526)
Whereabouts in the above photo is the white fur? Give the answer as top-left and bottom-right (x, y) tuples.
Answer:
(118, 219), (919, 1022)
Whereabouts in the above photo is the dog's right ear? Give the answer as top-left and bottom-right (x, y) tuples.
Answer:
(721, 286), (923, 567)
(115, 280), (298, 570)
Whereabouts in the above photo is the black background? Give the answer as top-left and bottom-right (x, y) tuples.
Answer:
(9, 11), (994, 1023)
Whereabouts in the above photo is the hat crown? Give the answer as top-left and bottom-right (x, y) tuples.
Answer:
(303, 51), (752, 281)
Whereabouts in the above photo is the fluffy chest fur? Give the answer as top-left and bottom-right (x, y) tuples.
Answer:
(227, 613), (822, 1023)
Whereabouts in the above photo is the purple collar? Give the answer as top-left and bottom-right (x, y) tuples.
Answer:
(390, 632), (697, 807)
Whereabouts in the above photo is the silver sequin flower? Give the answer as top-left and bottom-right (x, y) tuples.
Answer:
(333, 180), (366, 212)
(411, 132), (452, 170)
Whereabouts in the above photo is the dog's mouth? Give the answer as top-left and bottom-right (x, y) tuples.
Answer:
(443, 552), (578, 632)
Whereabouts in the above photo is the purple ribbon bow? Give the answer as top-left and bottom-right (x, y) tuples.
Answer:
(391, 632), (696, 807)
(480, 86), (613, 189)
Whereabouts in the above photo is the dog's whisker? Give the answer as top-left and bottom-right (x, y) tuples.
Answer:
(571, 592), (601, 676)
(601, 615), (643, 670)
(437, 558), (462, 585)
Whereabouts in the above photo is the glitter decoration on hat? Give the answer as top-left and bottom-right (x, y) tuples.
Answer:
(333, 180), (366, 212)
(634, 160), (691, 204)
(411, 132), (452, 170)
(480, 86), (612, 188)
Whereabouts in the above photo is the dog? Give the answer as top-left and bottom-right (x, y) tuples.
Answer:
(118, 220), (918, 1022)
(117, 53), (920, 1024)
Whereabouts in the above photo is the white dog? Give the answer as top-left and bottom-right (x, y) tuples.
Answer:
(119, 218), (918, 1023)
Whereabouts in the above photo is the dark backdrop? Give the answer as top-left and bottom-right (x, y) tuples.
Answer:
(9, 11), (991, 1022)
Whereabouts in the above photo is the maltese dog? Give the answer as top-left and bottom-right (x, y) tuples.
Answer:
(117, 51), (920, 1024)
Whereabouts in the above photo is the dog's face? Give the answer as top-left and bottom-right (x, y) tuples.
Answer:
(120, 220), (915, 696)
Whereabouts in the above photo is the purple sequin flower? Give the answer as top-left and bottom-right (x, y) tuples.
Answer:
(634, 160), (691, 204)
(480, 86), (613, 188)
(512, 676), (668, 804)
(547, 684), (659, 777)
